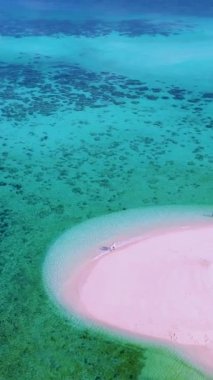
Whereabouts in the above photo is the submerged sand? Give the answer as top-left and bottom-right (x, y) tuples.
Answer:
(43, 207), (213, 375)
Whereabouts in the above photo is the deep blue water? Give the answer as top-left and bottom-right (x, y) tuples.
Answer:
(1, 0), (213, 16)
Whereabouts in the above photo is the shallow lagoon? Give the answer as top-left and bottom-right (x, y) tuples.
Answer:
(1, 2), (213, 379)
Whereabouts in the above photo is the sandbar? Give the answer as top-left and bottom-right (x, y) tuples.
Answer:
(43, 207), (213, 375)
(61, 223), (213, 375)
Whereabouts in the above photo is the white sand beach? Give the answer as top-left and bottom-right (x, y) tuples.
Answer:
(61, 222), (213, 374)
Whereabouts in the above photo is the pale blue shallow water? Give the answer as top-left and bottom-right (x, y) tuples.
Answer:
(1, 1), (213, 379)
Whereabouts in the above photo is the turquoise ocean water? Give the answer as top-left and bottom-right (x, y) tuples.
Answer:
(1, 1), (213, 379)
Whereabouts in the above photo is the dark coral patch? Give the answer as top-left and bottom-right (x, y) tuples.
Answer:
(0, 18), (193, 38)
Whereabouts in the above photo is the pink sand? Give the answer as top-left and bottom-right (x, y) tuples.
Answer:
(61, 222), (213, 374)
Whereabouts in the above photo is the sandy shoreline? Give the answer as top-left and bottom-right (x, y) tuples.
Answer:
(43, 207), (213, 375)
(60, 222), (213, 375)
